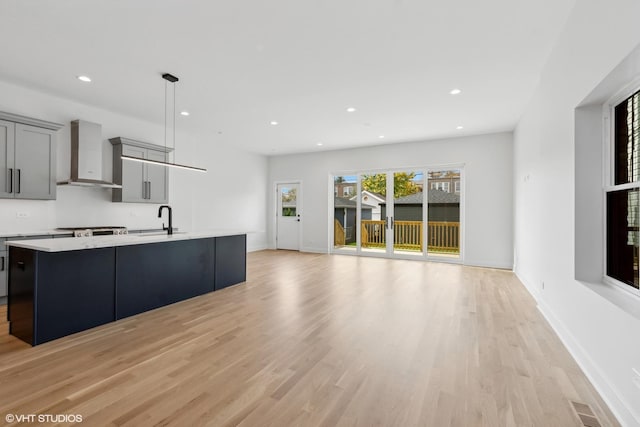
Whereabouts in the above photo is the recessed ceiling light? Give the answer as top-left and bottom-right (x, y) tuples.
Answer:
(456, 125), (464, 130)
(450, 88), (461, 95)
(270, 121), (279, 126)
(346, 107), (356, 112)
(316, 142), (323, 146)
(180, 111), (190, 116)
(379, 135), (385, 139)
(77, 75), (92, 83)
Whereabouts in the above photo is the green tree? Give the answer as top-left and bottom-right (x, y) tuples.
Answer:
(282, 188), (296, 202)
(361, 173), (421, 198)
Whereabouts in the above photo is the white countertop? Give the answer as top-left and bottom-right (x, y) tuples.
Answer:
(0, 230), (73, 238)
(4, 230), (247, 252)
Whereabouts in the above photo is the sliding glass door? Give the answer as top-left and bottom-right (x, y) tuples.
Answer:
(427, 169), (461, 260)
(360, 172), (389, 254)
(332, 167), (462, 261)
(390, 170), (425, 257)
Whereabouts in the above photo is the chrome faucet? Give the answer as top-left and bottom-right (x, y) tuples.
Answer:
(158, 205), (173, 235)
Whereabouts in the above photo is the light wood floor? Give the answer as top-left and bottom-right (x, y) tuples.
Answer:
(0, 251), (619, 426)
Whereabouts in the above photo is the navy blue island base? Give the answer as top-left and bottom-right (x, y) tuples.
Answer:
(7, 234), (246, 346)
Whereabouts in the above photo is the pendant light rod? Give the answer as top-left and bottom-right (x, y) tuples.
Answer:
(141, 72), (207, 173)
(121, 155), (207, 173)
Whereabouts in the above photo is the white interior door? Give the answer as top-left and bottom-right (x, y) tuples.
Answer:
(276, 183), (301, 250)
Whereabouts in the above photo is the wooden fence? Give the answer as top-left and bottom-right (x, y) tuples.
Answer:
(334, 219), (345, 246)
(357, 220), (459, 253)
(427, 221), (460, 253)
(361, 220), (386, 248)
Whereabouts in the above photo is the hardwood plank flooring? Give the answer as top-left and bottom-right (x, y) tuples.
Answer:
(0, 251), (619, 426)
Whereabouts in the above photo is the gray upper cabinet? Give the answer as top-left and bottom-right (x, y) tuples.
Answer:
(0, 112), (62, 201)
(110, 137), (172, 203)
(0, 120), (16, 199)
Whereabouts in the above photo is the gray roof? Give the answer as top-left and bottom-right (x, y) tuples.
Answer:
(334, 197), (372, 209)
(381, 190), (459, 205)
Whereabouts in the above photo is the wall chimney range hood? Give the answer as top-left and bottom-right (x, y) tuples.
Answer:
(58, 120), (122, 188)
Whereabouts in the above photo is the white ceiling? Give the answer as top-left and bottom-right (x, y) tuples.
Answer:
(0, 0), (575, 155)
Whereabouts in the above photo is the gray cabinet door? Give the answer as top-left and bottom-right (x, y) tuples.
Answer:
(146, 149), (168, 203)
(0, 120), (16, 199)
(110, 137), (171, 204)
(121, 145), (146, 202)
(14, 124), (56, 200)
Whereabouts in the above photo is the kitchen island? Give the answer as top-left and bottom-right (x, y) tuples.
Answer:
(5, 231), (246, 345)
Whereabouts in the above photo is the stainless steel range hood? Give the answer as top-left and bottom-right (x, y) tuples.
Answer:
(58, 120), (122, 188)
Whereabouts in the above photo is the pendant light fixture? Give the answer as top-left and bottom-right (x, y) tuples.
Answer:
(121, 73), (207, 173)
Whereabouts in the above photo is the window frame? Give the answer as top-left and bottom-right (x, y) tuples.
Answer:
(603, 82), (640, 298)
(430, 181), (450, 192)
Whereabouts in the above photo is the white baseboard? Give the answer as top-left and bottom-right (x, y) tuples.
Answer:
(247, 244), (268, 253)
(301, 246), (328, 254)
(514, 270), (540, 302)
(463, 259), (513, 270)
(531, 291), (639, 426)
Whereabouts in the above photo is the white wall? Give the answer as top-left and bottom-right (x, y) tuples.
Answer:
(268, 132), (513, 269)
(513, 0), (640, 425)
(0, 80), (268, 250)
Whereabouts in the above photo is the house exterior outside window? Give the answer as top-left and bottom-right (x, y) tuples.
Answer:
(431, 182), (450, 192)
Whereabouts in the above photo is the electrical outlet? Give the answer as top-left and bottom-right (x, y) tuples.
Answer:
(16, 212), (29, 218)
(633, 368), (640, 390)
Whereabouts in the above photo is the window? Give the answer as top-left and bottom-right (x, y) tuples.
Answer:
(607, 89), (640, 291)
(430, 182), (450, 192)
(454, 181), (461, 194)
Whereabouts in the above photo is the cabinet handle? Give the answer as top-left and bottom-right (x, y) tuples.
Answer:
(0, 256), (4, 271)
(8, 168), (12, 193)
(147, 181), (151, 199)
(142, 181), (147, 199)
(16, 169), (21, 194)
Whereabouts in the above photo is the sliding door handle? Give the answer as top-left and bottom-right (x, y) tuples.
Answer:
(390, 217), (394, 229)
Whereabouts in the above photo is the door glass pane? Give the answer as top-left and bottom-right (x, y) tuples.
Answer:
(333, 175), (357, 250)
(280, 186), (297, 217)
(428, 169), (461, 258)
(361, 173), (386, 253)
(392, 171), (424, 256)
